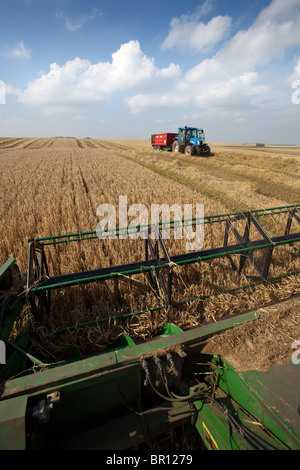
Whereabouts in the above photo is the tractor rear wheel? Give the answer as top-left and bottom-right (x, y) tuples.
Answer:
(172, 141), (181, 153)
(202, 145), (211, 156)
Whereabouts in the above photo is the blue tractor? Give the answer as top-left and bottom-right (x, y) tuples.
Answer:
(172, 126), (211, 156)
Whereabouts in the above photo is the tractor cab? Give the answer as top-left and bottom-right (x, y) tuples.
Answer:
(178, 127), (205, 145)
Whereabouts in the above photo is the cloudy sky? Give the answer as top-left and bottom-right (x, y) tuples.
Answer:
(1, 0), (300, 143)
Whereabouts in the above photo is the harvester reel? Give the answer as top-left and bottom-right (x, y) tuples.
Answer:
(25, 205), (300, 327)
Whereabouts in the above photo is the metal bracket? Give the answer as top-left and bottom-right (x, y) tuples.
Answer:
(145, 223), (173, 307)
(285, 208), (300, 235)
(27, 238), (50, 324)
(224, 212), (275, 281)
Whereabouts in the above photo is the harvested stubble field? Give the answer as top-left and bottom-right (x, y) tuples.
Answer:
(0, 136), (299, 364)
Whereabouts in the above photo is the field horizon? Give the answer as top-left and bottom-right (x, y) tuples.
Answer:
(1, 136), (300, 147)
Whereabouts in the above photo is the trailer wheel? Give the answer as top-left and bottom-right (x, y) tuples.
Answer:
(185, 145), (194, 156)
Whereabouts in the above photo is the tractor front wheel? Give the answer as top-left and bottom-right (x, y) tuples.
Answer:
(185, 145), (194, 156)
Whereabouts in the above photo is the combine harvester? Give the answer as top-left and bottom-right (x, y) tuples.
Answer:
(0, 204), (299, 450)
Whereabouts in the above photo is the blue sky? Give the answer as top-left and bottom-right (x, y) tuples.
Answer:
(1, 0), (300, 143)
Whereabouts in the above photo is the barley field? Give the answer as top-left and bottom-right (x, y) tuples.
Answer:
(0, 136), (299, 362)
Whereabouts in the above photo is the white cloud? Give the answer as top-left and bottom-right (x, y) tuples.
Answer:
(73, 114), (88, 121)
(161, 0), (300, 68)
(126, 72), (268, 114)
(15, 40), (181, 113)
(219, 17), (300, 72)
(289, 56), (300, 83)
(56, 8), (102, 32)
(156, 63), (181, 79)
(6, 41), (31, 59)
(126, 92), (187, 114)
(9, 0), (300, 123)
(0, 114), (32, 126)
(196, 0), (214, 17)
(161, 14), (232, 53)
(193, 72), (269, 109)
(65, 18), (82, 33)
(5, 117), (32, 125)
(255, 0), (300, 25)
(128, 0), (300, 114)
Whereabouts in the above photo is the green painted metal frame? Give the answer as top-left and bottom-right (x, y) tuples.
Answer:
(1, 299), (299, 449)
(193, 354), (300, 450)
(0, 258), (31, 384)
(29, 240), (300, 293)
(0, 303), (272, 393)
(0, 258), (16, 282)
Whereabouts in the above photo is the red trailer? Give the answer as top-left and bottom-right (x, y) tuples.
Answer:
(151, 133), (177, 151)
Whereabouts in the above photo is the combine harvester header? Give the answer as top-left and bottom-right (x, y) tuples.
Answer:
(0, 204), (299, 450)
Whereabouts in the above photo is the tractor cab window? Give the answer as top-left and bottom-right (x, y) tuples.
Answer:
(197, 129), (204, 139)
